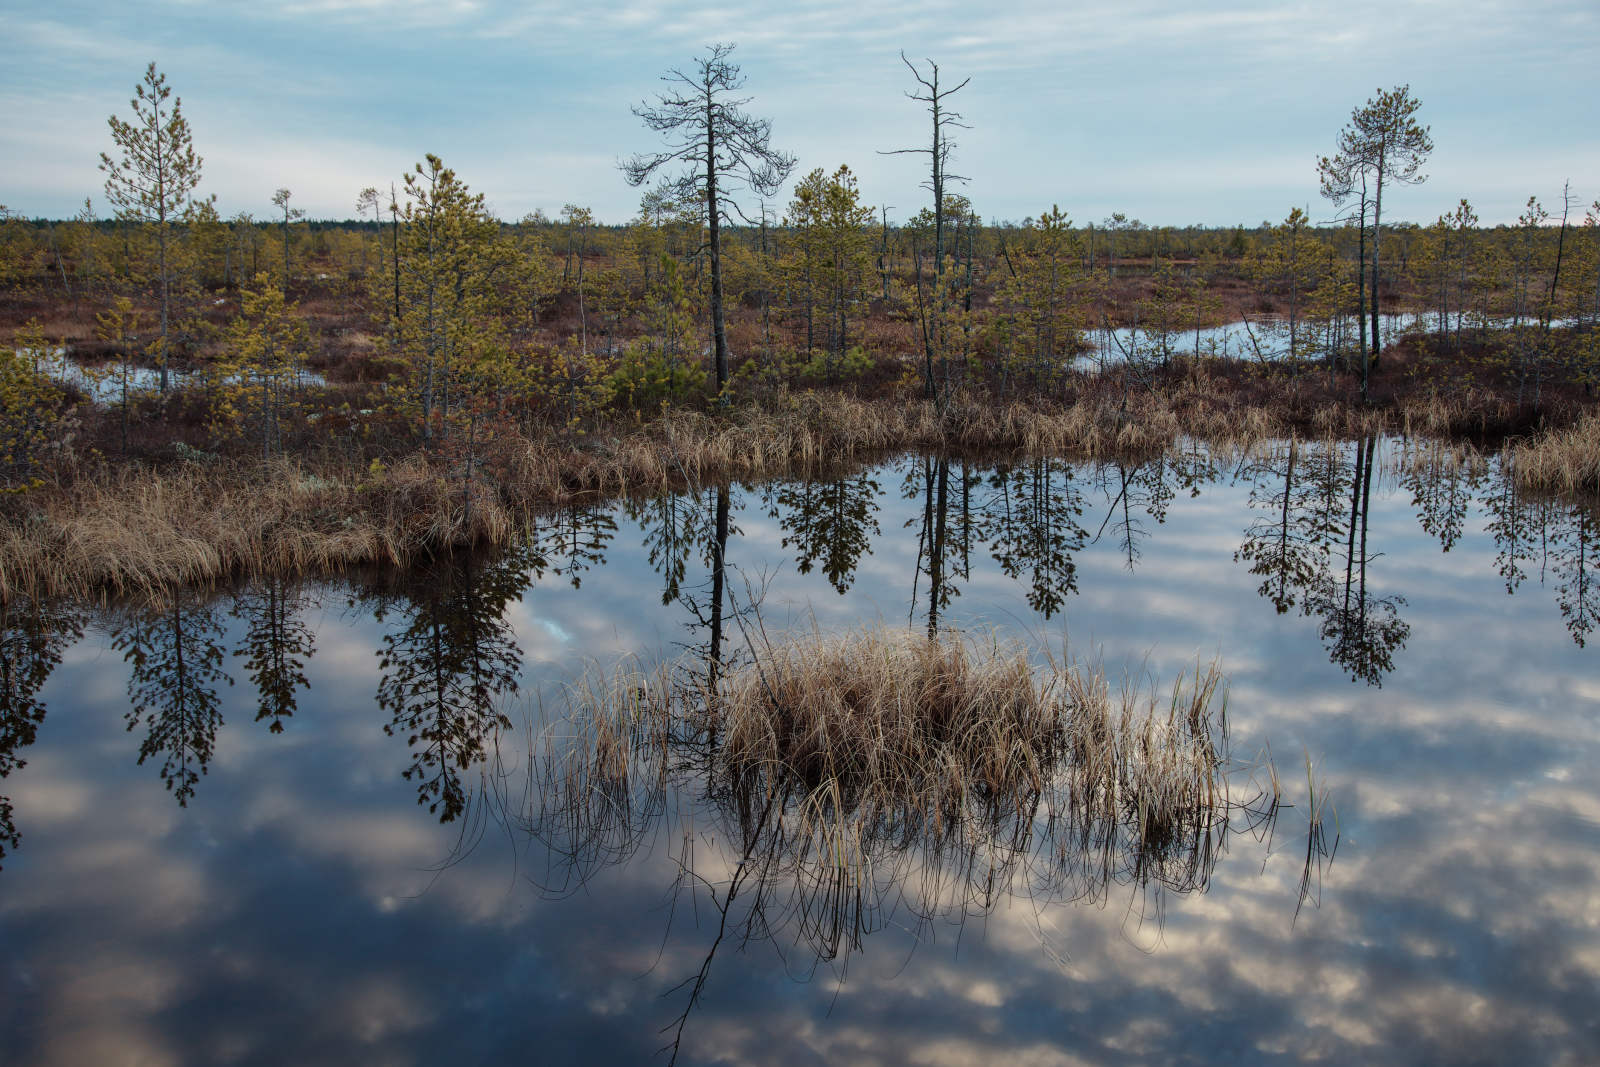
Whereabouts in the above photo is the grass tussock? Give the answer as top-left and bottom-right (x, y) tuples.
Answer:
(0, 453), (492, 599)
(1504, 411), (1600, 493)
(531, 623), (1263, 918)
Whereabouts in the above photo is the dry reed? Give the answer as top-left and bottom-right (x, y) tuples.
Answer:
(8, 382), (1592, 599)
(515, 622), (1316, 1058)
(1503, 411), (1600, 493)
(528, 624), (1267, 921)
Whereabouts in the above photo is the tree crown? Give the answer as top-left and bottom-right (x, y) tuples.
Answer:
(1318, 85), (1433, 206)
(100, 63), (204, 225)
(620, 44), (796, 225)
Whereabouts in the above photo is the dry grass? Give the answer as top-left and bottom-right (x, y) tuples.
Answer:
(529, 623), (1266, 923)
(0, 453), (485, 598)
(5, 380), (1594, 599)
(1504, 411), (1600, 493)
(1390, 406), (1600, 497)
(519, 621), (1309, 1057)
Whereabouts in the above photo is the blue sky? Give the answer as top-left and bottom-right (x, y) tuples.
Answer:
(1, 0), (1595, 227)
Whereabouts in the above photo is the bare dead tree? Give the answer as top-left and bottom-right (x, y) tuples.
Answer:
(881, 54), (970, 402)
(622, 43), (796, 404)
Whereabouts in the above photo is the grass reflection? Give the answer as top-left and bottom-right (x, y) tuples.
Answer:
(520, 623), (1300, 1062)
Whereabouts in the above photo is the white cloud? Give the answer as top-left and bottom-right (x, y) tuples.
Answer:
(1, 0), (1593, 222)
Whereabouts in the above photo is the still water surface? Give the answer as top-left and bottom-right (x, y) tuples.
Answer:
(1, 441), (1597, 1065)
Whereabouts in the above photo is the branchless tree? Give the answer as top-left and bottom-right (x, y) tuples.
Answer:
(100, 63), (206, 394)
(356, 187), (383, 274)
(622, 43), (796, 404)
(271, 188), (305, 285)
(882, 54), (970, 403)
(1318, 86), (1432, 377)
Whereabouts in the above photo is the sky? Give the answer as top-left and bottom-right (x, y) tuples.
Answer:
(1, 0), (1596, 228)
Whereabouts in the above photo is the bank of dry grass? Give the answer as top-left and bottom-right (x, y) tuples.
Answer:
(1503, 411), (1600, 493)
(2, 380), (1593, 599)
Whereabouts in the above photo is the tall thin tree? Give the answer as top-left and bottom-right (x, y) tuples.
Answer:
(1319, 86), (1432, 374)
(100, 63), (205, 394)
(271, 188), (306, 286)
(881, 54), (970, 402)
(622, 43), (796, 404)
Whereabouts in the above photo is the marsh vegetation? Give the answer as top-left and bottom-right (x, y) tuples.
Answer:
(1, 67), (1596, 602)
(0, 438), (1592, 1062)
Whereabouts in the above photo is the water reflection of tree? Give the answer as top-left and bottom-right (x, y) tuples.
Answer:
(1400, 443), (1481, 554)
(531, 505), (616, 589)
(230, 575), (317, 733)
(767, 474), (881, 595)
(0, 594), (82, 863)
(110, 587), (234, 806)
(1311, 436), (1409, 684)
(625, 490), (710, 605)
(1237, 439), (1346, 615)
(978, 457), (1087, 618)
(903, 457), (970, 633)
(367, 550), (530, 822)
(1237, 436), (1409, 685)
(628, 483), (747, 689)
(1549, 502), (1600, 646)
(1482, 462), (1600, 648)
(904, 452), (1214, 625)
(683, 486), (740, 686)
(1091, 458), (1178, 570)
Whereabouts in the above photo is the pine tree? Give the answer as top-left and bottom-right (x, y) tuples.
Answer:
(100, 64), (207, 394)
(387, 155), (515, 442)
(623, 44), (796, 404)
(222, 275), (311, 461)
(1318, 86), (1433, 374)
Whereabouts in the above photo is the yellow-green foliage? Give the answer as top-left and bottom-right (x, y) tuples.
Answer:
(0, 208), (39, 290)
(993, 207), (1090, 391)
(800, 344), (872, 382)
(533, 337), (614, 431)
(609, 339), (706, 410)
(783, 165), (877, 381)
(0, 321), (66, 493)
(218, 276), (311, 457)
(383, 155), (519, 440)
(1245, 208), (1334, 364)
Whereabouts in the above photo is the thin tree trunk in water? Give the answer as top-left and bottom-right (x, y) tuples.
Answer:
(1357, 206), (1368, 401)
(1276, 439), (1297, 609)
(707, 485), (730, 690)
(1358, 434), (1376, 628)
(1370, 164), (1384, 371)
(1343, 436), (1365, 622)
(911, 457), (932, 625)
(928, 458), (948, 638)
(960, 459), (971, 578)
(707, 113), (731, 404)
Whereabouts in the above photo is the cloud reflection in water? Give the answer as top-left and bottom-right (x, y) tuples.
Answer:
(1, 445), (1597, 1065)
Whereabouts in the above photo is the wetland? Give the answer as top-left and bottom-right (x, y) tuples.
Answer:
(1, 440), (1596, 1065)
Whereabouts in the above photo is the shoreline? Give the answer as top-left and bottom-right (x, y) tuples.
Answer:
(3, 384), (1595, 601)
